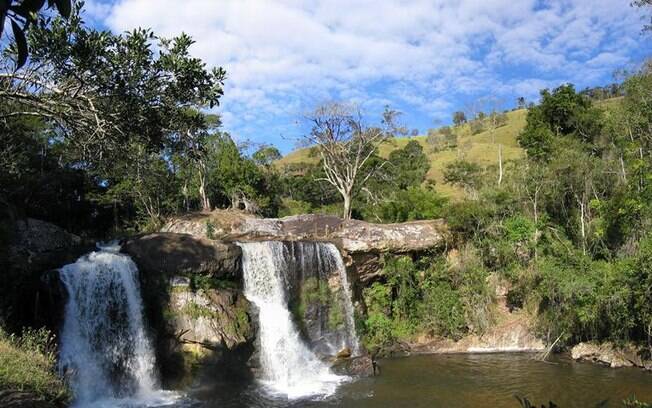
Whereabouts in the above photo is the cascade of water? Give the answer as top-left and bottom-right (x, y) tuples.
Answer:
(323, 243), (360, 356)
(58, 247), (177, 407)
(238, 241), (346, 399)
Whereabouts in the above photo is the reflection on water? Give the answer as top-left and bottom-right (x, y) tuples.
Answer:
(187, 353), (652, 408)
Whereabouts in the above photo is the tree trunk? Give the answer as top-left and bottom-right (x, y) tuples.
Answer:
(497, 144), (503, 186)
(342, 193), (352, 220)
(579, 198), (586, 255)
(198, 162), (210, 212)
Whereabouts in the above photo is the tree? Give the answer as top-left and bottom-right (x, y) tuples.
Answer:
(453, 111), (467, 126)
(517, 97), (527, 109)
(253, 145), (282, 167)
(0, 0), (72, 67)
(382, 105), (409, 137)
(443, 159), (483, 198)
(303, 102), (390, 219)
(388, 140), (430, 189)
(0, 13), (226, 173)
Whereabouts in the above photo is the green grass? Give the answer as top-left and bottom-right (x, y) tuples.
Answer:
(0, 328), (70, 404)
(277, 108), (528, 199)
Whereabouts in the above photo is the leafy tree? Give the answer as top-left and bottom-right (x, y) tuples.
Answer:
(388, 140), (430, 189)
(633, 0), (652, 32)
(253, 145), (282, 167)
(1, 11), (226, 173)
(443, 159), (483, 198)
(452, 111), (467, 126)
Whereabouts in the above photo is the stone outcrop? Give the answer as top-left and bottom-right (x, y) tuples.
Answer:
(571, 342), (652, 370)
(408, 310), (545, 354)
(162, 210), (449, 254)
(0, 390), (56, 408)
(120, 232), (255, 383)
(1, 217), (91, 332)
(330, 355), (375, 377)
(122, 233), (241, 279)
(170, 285), (254, 351)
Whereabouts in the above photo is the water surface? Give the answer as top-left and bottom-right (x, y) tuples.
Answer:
(189, 353), (652, 407)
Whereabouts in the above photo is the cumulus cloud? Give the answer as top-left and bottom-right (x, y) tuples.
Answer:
(89, 0), (649, 151)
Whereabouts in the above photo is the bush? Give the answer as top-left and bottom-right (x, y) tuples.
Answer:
(278, 198), (312, 217)
(371, 186), (447, 223)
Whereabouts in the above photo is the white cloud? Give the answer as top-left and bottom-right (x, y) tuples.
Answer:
(93, 0), (649, 151)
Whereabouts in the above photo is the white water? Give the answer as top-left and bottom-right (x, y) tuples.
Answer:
(58, 247), (179, 407)
(324, 243), (360, 356)
(238, 241), (347, 399)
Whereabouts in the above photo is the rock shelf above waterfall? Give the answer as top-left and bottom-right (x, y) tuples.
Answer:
(161, 210), (449, 254)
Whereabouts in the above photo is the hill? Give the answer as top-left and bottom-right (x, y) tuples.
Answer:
(276, 97), (624, 199)
(277, 108), (528, 199)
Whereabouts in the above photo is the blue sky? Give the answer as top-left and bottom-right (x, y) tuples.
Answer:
(84, 0), (651, 154)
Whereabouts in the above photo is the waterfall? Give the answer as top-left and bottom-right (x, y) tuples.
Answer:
(58, 245), (177, 407)
(324, 243), (360, 356)
(238, 241), (353, 399)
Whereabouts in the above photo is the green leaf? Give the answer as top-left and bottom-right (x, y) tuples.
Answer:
(11, 18), (28, 68)
(53, 0), (71, 18)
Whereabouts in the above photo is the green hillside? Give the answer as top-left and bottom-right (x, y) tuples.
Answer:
(277, 97), (623, 199)
(277, 108), (528, 198)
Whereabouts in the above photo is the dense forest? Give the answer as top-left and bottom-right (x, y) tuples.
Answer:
(1, 1), (652, 406)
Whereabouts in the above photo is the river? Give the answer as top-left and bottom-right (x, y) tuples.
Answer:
(187, 353), (652, 408)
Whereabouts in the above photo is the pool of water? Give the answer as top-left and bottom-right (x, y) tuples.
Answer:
(185, 353), (652, 408)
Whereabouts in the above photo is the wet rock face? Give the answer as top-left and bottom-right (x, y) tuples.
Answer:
(571, 342), (651, 369)
(122, 233), (241, 279)
(170, 285), (254, 350)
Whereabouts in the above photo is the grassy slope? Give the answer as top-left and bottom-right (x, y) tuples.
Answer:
(277, 98), (622, 200)
(277, 108), (528, 199)
(0, 334), (69, 404)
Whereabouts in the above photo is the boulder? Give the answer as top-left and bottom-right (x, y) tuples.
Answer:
(7, 218), (90, 273)
(330, 355), (375, 377)
(121, 233), (241, 279)
(571, 342), (648, 369)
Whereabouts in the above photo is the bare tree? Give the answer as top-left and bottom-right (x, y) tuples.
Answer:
(303, 102), (390, 219)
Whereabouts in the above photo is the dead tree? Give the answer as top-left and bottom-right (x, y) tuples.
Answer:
(303, 102), (390, 219)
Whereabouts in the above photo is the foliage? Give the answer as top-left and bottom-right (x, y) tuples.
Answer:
(361, 252), (493, 352)
(369, 186), (447, 223)
(453, 111), (467, 126)
(388, 140), (431, 189)
(0, 327), (70, 403)
(0, 0), (72, 67)
(443, 159), (483, 196)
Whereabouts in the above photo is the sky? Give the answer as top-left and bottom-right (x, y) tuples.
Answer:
(84, 0), (651, 154)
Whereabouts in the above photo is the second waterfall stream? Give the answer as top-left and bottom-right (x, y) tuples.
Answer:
(238, 241), (360, 400)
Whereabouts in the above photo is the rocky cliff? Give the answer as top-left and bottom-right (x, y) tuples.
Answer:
(161, 210), (449, 254)
(121, 233), (255, 384)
